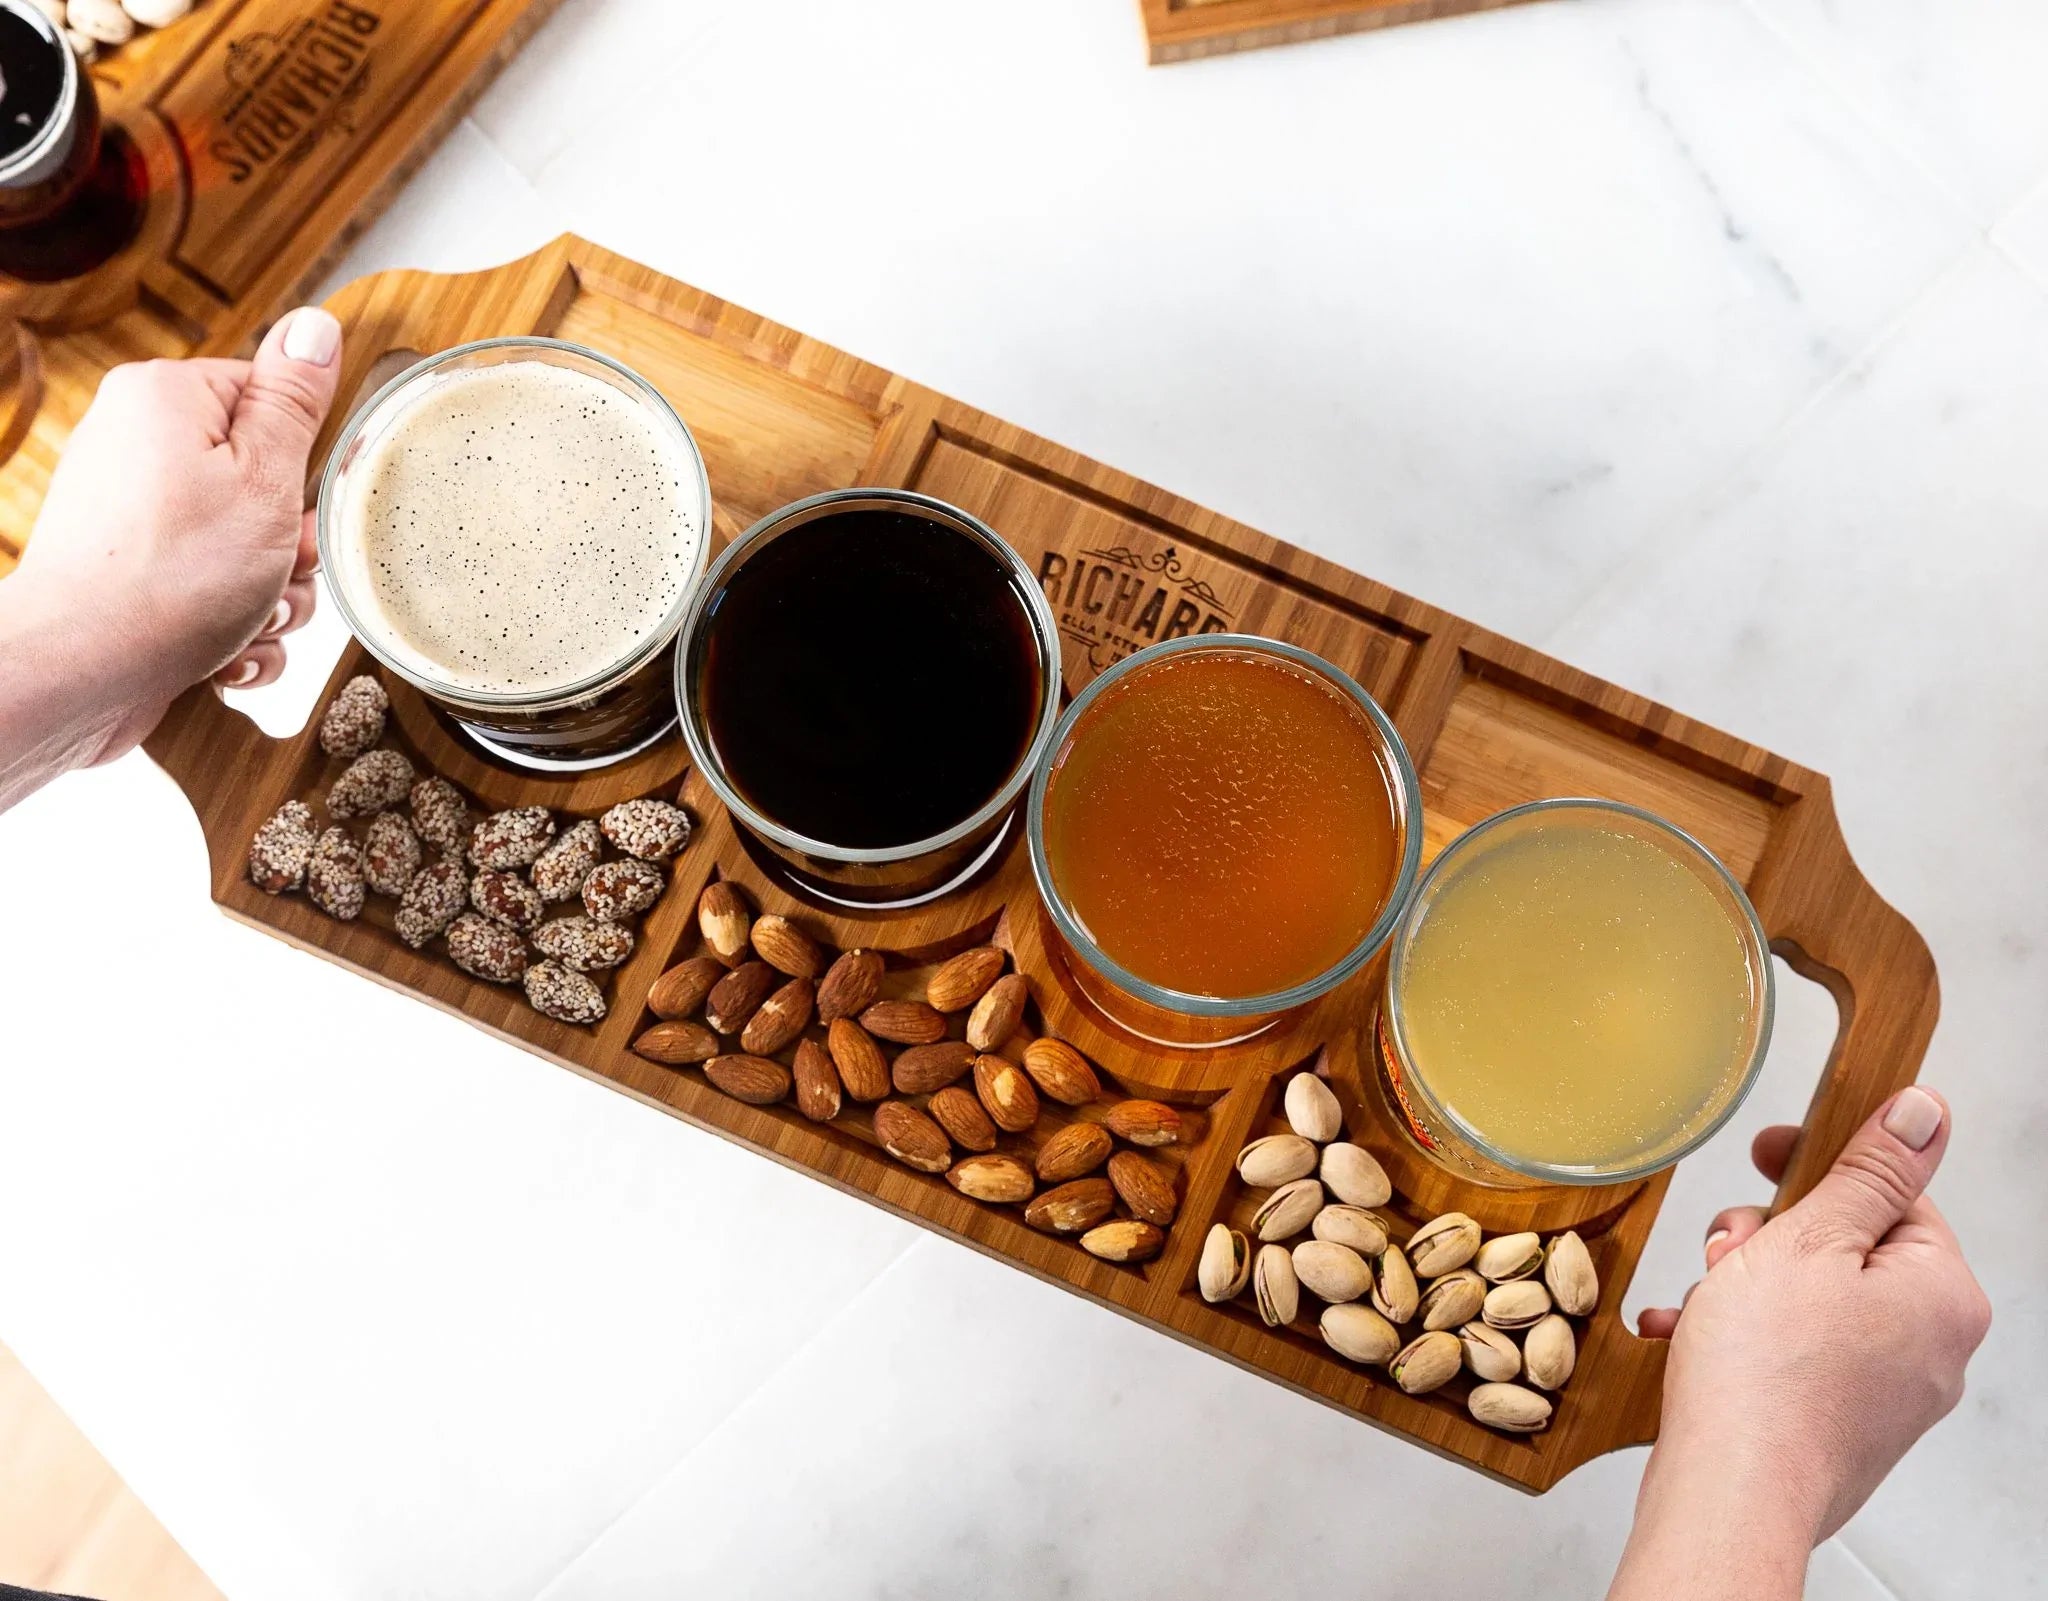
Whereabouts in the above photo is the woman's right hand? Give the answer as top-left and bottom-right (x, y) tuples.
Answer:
(1610, 1087), (1990, 1599)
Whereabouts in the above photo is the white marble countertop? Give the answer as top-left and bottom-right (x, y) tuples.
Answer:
(3, 1), (2044, 1596)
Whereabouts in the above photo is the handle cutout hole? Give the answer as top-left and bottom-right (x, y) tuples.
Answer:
(1622, 955), (1840, 1331)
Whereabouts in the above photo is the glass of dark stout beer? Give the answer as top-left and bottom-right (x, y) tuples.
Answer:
(0, 0), (146, 283)
(677, 489), (1063, 907)
(317, 337), (713, 770)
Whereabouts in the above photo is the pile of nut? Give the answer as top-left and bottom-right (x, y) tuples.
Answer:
(245, 674), (691, 1027)
(1201, 1071), (1600, 1436)
(27, 0), (195, 64)
(634, 880), (1189, 1264)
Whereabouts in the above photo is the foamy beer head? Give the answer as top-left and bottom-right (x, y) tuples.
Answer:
(319, 339), (710, 767)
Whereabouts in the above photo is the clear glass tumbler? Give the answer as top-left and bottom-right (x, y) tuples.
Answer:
(317, 337), (712, 772)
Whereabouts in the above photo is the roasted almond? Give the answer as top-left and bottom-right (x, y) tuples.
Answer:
(1080, 1219), (1164, 1263)
(745, 969), (814, 1047)
(740, 975), (815, 1056)
(1106, 1150), (1177, 1226)
(1021, 1038), (1102, 1106)
(631, 1019), (720, 1065)
(647, 955), (725, 1020)
(972, 1053), (1040, 1133)
(705, 961), (776, 1034)
(792, 1039), (842, 1123)
(891, 1040), (976, 1095)
(928, 1085), (997, 1152)
(704, 1054), (791, 1105)
(750, 914), (825, 979)
(827, 1016), (891, 1103)
(1035, 1121), (1113, 1183)
(926, 945), (1006, 1012)
(965, 972), (1027, 1052)
(1022, 1177), (1115, 1233)
(697, 880), (752, 967)
(873, 1100), (951, 1173)
(816, 948), (884, 1022)
(859, 999), (947, 1045)
(947, 1151), (1034, 1204)
(1103, 1099), (1182, 1147)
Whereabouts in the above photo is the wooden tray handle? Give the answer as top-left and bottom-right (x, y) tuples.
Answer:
(1748, 784), (1940, 1210)
(314, 238), (582, 464)
(144, 681), (285, 868)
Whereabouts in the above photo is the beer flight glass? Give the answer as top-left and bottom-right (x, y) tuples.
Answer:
(0, 0), (148, 283)
(1028, 635), (1424, 1048)
(318, 337), (713, 771)
(675, 488), (1064, 909)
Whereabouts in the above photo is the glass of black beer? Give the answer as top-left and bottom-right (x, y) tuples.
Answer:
(0, 0), (146, 284)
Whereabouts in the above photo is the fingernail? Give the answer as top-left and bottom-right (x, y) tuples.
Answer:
(1883, 1086), (1943, 1151)
(281, 307), (341, 368)
(264, 599), (291, 636)
(1704, 1228), (1729, 1255)
(224, 658), (260, 687)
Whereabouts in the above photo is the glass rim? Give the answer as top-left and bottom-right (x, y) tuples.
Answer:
(1384, 796), (1778, 1186)
(1027, 633), (1425, 1019)
(0, 0), (80, 189)
(314, 335), (713, 712)
(673, 487), (1066, 867)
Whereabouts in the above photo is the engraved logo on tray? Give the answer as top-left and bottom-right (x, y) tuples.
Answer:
(161, 0), (490, 300)
(212, 2), (381, 184)
(1037, 542), (1235, 677)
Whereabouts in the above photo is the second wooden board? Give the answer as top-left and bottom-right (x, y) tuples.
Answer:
(1136, 0), (1543, 64)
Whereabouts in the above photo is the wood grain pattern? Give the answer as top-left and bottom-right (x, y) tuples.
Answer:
(128, 237), (1934, 1493)
(1136, 0), (1544, 65)
(0, 0), (566, 569)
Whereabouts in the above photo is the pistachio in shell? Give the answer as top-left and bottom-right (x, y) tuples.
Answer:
(1291, 1239), (1371, 1304)
(1482, 1278), (1553, 1331)
(1474, 1231), (1544, 1283)
(1319, 1141), (1392, 1208)
(1312, 1204), (1390, 1256)
(1407, 1212), (1482, 1277)
(1370, 1242), (1419, 1325)
(1544, 1229), (1600, 1315)
(1390, 1329), (1463, 1395)
(1237, 1133), (1318, 1187)
(1468, 1381), (1553, 1433)
(1319, 1302), (1401, 1366)
(1418, 1267), (1487, 1332)
(1283, 1072), (1343, 1143)
(1524, 1313), (1577, 1391)
(1457, 1321), (1523, 1383)
(1251, 1177), (1324, 1242)
(1254, 1244), (1299, 1328)
(1198, 1224), (1251, 1303)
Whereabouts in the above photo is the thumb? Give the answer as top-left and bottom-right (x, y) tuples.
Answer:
(1781, 1085), (1949, 1257)
(229, 306), (343, 473)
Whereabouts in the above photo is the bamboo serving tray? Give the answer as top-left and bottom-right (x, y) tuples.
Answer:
(0, 0), (564, 573)
(1136, 0), (1541, 64)
(136, 237), (1934, 1492)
